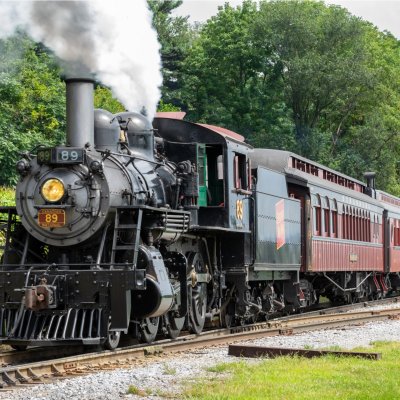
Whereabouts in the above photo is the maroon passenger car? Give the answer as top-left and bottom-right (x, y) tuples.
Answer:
(251, 149), (400, 302)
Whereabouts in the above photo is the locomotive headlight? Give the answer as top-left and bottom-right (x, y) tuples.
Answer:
(41, 178), (65, 203)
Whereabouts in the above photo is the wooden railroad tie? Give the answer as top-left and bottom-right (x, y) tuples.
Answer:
(228, 345), (382, 360)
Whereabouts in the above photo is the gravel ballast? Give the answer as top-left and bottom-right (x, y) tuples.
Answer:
(2, 313), (400, 400)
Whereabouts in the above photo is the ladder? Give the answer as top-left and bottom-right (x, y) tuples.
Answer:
(110, 208), (143, 268)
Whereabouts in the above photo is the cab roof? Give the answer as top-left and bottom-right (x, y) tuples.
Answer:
(154, 114), (249, 147)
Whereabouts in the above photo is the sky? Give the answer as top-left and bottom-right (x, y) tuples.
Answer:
(173, 0), (400, 38)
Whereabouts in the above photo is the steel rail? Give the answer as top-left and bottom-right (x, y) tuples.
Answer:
(276, 295), (400, 322)
(1, 306), (400, 389)
(0, 296), (399, 380)
(0, 295), (399, 368)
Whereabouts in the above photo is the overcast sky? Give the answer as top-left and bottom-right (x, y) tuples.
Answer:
(173, 0), (400, 38)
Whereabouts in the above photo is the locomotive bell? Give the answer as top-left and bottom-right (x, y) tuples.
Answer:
(114, 111), (154, 160)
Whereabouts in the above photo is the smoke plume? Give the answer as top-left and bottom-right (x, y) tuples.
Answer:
(0, 0), (162, 119)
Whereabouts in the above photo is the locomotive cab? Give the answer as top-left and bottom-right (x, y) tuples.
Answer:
(153, 115), (252, 232)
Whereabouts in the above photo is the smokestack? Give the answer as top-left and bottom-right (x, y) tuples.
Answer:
(65, 77), (94, 148)
(364, 172), (376, 188)
(364, 171), (376, 198)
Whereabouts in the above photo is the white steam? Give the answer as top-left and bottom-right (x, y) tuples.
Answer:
(0, 0), (162, 119)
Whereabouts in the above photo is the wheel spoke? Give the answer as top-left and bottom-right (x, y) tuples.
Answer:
(138, 317), (159, 343)
(103, 323), (121, 350)
(163, 312), (185, 339)
(187, 252), (208, 335)
(189, 282), (207, 334)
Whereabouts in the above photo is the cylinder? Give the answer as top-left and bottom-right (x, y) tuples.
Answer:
(65, 78), (94, 148)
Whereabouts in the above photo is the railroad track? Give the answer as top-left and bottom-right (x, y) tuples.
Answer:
(277, 295), (400, 321)
(1, 296), (400, 390)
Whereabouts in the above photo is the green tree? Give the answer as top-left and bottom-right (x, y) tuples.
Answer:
(148, 0), (193, 109)
(157, 99), (181, 112)
(183, 2), (257, 123)
(253, 0), (376, 159)
(181, 0), (400, 194)
(0, 33), (66, 185)
(335, 27), (400, 193)
(94, 86), (125, 113)
(181, 1), (294, 148)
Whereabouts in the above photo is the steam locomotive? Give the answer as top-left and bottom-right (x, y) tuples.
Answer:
(1, 77), (399, 350)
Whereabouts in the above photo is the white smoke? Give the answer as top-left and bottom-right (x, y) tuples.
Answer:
(0, 0), (162, 119)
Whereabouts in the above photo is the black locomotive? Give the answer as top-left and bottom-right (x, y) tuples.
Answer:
(1, 77), (399, 349)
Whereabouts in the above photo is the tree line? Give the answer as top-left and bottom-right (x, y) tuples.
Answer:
(1, 0), (400, 195)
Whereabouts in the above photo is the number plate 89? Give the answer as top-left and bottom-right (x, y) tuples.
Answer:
(38, 209), (66, 228)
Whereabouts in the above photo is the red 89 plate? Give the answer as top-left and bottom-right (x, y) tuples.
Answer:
(38, 209), (66, 228)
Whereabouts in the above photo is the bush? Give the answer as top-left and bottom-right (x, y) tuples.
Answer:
(0, 187), (15, 206)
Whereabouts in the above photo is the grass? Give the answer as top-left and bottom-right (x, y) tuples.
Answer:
(127, 384), (175, 398)
(163, 363), (177, 375)
(324, 344), (343, 351)
(206, 363), (232, 373)
(0, 187), (15, 206)
(126, 385), (150, 396)
(0, 187), (15, 256)
(183, 341), (400, 400)
(319, 296), (330, 304)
